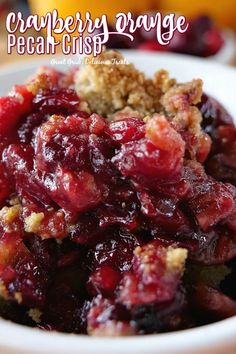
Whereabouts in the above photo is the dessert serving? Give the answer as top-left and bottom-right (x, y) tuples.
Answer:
(0, 50), (235, 336)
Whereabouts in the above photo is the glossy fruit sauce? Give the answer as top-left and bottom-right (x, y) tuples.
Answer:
(0, 68), (235, 335)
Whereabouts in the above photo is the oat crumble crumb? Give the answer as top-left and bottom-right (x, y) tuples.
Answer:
(134, 246), (142, 256)
(166, 247), (188, 273)
(24, 212), (45, 233)
(14, 292), (23, 304)
(0, 205), (21, 225)
(76, 50), (167, 117)
(76, 50), (205, 159)
(28, 308), (42, 323)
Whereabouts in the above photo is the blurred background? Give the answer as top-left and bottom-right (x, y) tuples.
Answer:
(0, 0), (235, 66)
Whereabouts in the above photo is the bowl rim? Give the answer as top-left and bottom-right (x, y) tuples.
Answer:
(0, 49), (236, 74)
(0, 316), (235, 354)
(210, 29), (236, 64)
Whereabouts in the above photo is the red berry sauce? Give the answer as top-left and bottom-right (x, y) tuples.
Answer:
(0, 67), (235, 336)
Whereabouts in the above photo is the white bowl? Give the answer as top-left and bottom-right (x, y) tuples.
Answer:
(0, 51), (235, 354)
(210, 30), (236, 64)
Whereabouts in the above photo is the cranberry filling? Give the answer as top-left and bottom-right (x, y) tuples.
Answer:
(0, 66), (235, 336)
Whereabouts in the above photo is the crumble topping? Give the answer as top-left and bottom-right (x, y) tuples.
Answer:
(28, 308), (42, 324)
(24, 212), (45, 233)
(166, 247), (188, 273)
(14, 292), (23, 304)
(76, 50), (206, 159)
(76, 50), (172, 117)
(0, 205), (21, 226)
(27, 73), (52, 96)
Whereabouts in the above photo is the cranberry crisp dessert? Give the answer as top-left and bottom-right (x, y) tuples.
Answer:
(0, 50), (235, 336)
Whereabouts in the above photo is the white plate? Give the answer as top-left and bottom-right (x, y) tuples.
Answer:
(0, 51), (236, 354)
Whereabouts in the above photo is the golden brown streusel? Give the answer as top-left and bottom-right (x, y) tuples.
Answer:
(76, 50), (168, 117)
(0, 205), (21, 225)
(28, 308), (42, 323)
(166, 247), (188, 273)
(76, 50), (206, 159)
(14, 292), (23, 304)
(24, 212), (45, 233)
